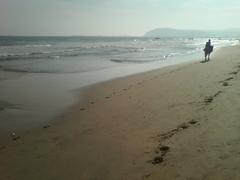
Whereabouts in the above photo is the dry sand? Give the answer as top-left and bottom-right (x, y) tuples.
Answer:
(1, 45), (240, 180)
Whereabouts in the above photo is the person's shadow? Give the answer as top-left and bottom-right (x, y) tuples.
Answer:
(200, 60), (210, 63)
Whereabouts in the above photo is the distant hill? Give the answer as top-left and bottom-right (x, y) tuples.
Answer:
(144, 28), (240, 38)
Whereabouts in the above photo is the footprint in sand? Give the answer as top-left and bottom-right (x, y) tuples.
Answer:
(159, 119), (199, 141)
(213, 91), (223, 97)
(150, 118), (201, 166)
(188, 119), (198, 125)
(80, 108), (86, 111)
(159, 145), (170, 152)
(204, 96), (213, 104)
(43, 125), (50, 129)
(178, 123), (190, 129)
(151, 145), (170, 165)
(222, 82), (230, 86)
(229, 71), (238, 75)
(151, 156), (163, 165)
(159, 129), (178, 140)
(220, 78), (233, 86)
(225, 77), (234, 81)
(204, 92), (221, 104)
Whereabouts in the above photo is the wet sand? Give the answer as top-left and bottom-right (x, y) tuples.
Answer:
(0, 53), (200, 134)
(1, 45), (240, 179)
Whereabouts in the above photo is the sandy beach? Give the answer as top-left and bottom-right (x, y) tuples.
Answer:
(1, 45), (240, 180)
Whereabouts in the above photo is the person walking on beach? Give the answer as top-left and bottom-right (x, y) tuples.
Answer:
(204, 39), (213, 61)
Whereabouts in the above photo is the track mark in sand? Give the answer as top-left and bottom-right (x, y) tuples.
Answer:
(224, 77), (234, 81)
(158, 120), (198, 141)
(178, 123), (190, 129)
(229, 71), (238, 75)
(137, 80), (145, 85)
(235, 65), (240, 69)
(43, 124), (50, 129)
(151, 155), (163, 165)
(157, 128), (178, 141)
(213, 90), (223, 98)
(149, 77), (230, 167)
(151, 145), (170, 165)
(150, 119), (199, 165)
(188, 119), (198, 125)
(219, 77), (234, 84)
(168, 101), (198, 109)
(204, 96), (213, 104)
(232, 65), (240, 74)
(52, 135), (62, 141)
(151, 89), (223, 166)
(204, 91), (223, 105)
(222, 82), (230, 86)
(219, 76), (234, 86)
(81, 85), (134, 110)
(142, 173), (152, 179)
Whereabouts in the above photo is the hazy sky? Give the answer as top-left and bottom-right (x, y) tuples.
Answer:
(1, 0), (240, 36)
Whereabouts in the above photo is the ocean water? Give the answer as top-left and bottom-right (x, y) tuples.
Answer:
(0, 36), (238, 74)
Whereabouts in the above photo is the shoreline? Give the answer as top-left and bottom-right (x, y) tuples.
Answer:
(1, 45), (240, 179)
(0, 55), (199, 142)
(0, 49), (204, 134)
(0, 45), (233, 141)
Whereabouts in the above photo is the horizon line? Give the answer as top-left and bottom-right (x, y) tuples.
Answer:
(0, 35), (144, 37)
(1, 27), (240, 37)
